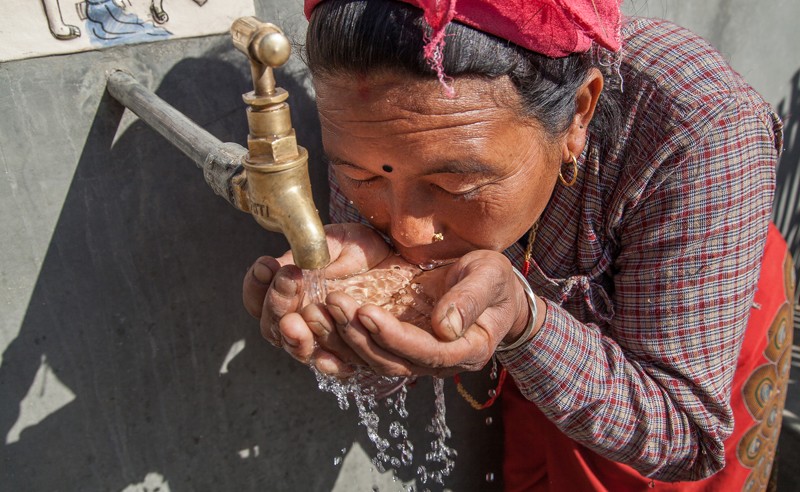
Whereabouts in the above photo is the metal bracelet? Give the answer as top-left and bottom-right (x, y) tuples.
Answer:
(496, 266), (538, 352)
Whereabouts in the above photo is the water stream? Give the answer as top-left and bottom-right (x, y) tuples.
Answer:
(302, 268), (328, 305)
(303, 267), (456, 487)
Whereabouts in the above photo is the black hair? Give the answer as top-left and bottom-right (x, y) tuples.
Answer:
(305, 0), (623, 145)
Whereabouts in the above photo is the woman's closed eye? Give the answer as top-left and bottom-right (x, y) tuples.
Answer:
(344, 175), (380, 188)
(330, 160), (380, 187)
(430, 183), (484, 199)
(429, 175), (494, 200)
(336, 169), (381, 188)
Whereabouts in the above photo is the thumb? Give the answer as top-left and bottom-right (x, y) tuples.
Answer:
(429, 253), (508, 342)
(323, 223), (392, 278)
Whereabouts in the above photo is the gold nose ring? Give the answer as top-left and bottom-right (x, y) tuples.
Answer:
(432, 232), (444, 242)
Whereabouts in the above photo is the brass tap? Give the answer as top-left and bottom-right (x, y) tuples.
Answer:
(230, 17), (330, 270)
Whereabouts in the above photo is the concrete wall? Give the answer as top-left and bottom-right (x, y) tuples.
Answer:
(0, 1), (797, 490)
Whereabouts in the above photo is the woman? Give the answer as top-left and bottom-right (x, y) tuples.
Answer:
(242, 0), (794, 489)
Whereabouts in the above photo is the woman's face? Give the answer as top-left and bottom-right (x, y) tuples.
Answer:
(314, 71), (564, 266)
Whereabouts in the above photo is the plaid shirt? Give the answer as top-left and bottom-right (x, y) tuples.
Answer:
(328, 18), (783, 482)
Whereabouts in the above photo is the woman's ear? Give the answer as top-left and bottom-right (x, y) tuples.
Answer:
(562, 68), (604, 161)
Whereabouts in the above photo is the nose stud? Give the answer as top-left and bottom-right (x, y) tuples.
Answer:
(432, 232), (444, 242)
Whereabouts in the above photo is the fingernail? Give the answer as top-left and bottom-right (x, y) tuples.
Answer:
(281, 335), (299, 348)
(328, 305), (348, 326)
(444, 304), (463, 339)
(357, 313), (379, 334)
(274, 275), (298, 297)
(308, 320), (331, 337)
(252, 261), (273, 284)
(315, 358), (339, 375)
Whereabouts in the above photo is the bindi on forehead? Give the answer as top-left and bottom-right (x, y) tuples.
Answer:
(382, 164), (393, 173)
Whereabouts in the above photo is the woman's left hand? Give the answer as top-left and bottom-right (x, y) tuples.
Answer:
(315, 250), (543, 377)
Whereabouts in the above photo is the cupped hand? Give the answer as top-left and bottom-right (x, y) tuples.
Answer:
(242, 223), (392, 374)
(310, 250), (544, 378)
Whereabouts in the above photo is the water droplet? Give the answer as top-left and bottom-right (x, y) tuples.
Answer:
(417, 466), (428, 484)
(485, 472), (495, 482)
(418, 261), (439, 271)
(389, 421), (404, 438)
(417, 258), (457, 271)
(334, 456), (342, 466)
(485, 417), (493, 426)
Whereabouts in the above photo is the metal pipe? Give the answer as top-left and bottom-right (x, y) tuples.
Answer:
(106, 63), (330, 270)
(106, 70), (247, 207)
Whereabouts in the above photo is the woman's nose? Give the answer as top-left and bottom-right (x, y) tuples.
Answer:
(390, 215), (436, 248)
(388, 197), (436, 249)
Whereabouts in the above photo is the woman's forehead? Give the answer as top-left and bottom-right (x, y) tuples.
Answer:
(314, 71), (522, 118)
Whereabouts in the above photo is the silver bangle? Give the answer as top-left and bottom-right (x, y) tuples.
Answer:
(495, 266), (538, 352)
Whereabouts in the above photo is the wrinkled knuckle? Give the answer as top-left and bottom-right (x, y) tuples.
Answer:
(431, 347), (454, 369)
(472, 345), (490, 366)
(260, 317), (279, 343)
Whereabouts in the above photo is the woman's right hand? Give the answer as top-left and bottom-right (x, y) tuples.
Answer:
(242, 223), (392, 375)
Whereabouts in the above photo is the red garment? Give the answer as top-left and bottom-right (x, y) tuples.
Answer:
(303, 0), (622, 57)
(502, 223), (794, 491)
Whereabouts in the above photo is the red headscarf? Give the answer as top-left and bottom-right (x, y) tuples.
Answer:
(303, 0), (622, 58)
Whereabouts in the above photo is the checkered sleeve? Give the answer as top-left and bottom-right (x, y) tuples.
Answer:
(498, 102), (778, 481)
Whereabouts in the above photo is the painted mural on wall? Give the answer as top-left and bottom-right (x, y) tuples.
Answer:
(1, 0), (255, 61)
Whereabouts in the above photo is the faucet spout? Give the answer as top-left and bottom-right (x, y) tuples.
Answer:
(235, 149), (328, 270)
(230, 17), (331, 270)
(242, 149), (329, 269)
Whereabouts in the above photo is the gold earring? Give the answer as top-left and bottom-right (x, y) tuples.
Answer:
(432, 232), (444, 242)
(559, 154), (578, 187)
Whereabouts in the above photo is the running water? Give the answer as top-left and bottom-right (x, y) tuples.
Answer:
(305, 263), (456, 486)
(302, 268), (328, 304)
(417, 377), (457, 485)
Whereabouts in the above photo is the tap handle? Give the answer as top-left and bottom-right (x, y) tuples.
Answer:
(231, 17), (291, 98)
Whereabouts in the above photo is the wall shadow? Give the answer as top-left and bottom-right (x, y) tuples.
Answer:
(774, 68), (800, 492)
(774, 69), (800, 287)
(0, 47), (502, 491)
(0, 53), (353, 491)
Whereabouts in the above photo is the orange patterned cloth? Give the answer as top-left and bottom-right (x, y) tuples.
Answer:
(502, 222), (795, 491)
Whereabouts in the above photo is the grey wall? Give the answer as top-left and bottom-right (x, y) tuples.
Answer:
(623, 0), (800, 272)
(0, 1), (502, 490)
(0, 1), (798, 491)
